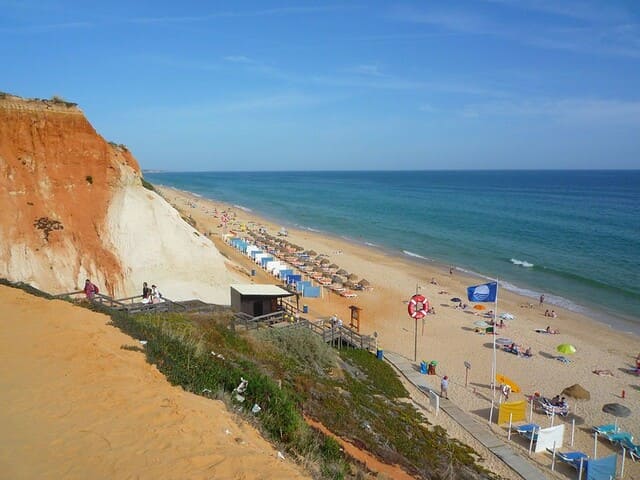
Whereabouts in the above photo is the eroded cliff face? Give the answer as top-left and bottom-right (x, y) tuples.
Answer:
(0, 94), (231, 302)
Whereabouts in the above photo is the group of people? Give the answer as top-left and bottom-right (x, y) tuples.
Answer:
(505, 342), (533, 358)
(550, 394), (568, 408)
(142, 282), (163, 304)
(544, 309), (557, 318)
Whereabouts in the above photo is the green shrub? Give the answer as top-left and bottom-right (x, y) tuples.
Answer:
(141, 178), (155, 191)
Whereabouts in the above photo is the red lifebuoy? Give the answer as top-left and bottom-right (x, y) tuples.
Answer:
(408, 294), (429, 320)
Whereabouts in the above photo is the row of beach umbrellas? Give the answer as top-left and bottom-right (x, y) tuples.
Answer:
(246, 230), (371, 288)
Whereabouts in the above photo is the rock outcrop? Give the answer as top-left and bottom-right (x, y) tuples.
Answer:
(0, 93), (232, 303)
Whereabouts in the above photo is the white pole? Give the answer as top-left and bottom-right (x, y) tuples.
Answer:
(621, 448), (626, 478)
(508, 413), (513, 441)
(529, 397), (534, 422)
(489, 399), (494, 425)
(528, 427), (536, 455)
(551, 410), (555, 427)
(594, 432), (598, 459)
(492, 280), (498, 403)
(551, 441), (557, 471)
(571, 418), (575, 447)
(579, 457), (584, 480)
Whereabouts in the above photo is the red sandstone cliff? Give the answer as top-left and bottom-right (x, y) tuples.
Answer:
(0, 93), (231, 302)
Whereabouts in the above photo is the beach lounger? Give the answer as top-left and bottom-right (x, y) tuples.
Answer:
(514, 423), (540, 440)
(619, 438), (640, 462)
(340, 290), (358, 298)
(603, 431), (633, 445)
(593, 424), (618, 435)
(555, 451), (588, 471)
(537, 397), (569, 417)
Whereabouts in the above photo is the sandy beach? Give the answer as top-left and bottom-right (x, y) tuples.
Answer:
(0, 286), (310, 480)
(160, 185), (640, 479)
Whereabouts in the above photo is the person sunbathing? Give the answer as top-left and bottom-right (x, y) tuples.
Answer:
(546, 326), (560, 334)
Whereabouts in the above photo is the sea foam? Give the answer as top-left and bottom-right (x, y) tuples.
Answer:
(233, 204), (252, 212)
(510, 258), (534, 268)
(403, 250), (428, 260)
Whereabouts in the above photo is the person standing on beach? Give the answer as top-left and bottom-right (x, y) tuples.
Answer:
(440, 375), (449, 399)
(539, 294), (545, 307)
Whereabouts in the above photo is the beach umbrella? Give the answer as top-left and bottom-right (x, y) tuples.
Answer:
(313, 266), (324, 272)
(320, 258), (330, 265)
(562, 384), (590, 401)
(306, 250), (317, 256)
(495, 337), (513, 345)
(474, 320), (490, 328)
(450, 297), (461, 302)
(358, 279), (370, 286)
(337, 269), (348, 275)
(329, 263), (339, 269)
(556, 344), (577, 355)
(343, 280), (356, 288)
(347, 273), (358, 281)
(332, 275), (344, 283)
(473, 304), (486, 311)
(602, 403), (631, 418)
(499, 313), (515, 320)
(496, 373), (521, 393)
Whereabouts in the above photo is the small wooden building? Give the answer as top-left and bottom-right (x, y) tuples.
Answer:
(230, 284), (294, 317)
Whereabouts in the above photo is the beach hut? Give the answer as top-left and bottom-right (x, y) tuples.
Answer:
(230, 284), (293, 317)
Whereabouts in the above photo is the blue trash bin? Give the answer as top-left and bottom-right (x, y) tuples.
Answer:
(420, 361), (427, 374)
(376, 349), (384, 360)
(302, 304), (308, 314)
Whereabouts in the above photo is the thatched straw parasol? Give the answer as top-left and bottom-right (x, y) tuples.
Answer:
(306, 250), (317, 256)
(347, 273), (359, 281)
(313, 265), (324, 272)
(320, 258), (330, 265)
(562, 384), (590, 400)
(358, 278), (370, 286)
(329, 263), (339, 269)
(343, 280), (356, 288)
(337, 269), (348, 275)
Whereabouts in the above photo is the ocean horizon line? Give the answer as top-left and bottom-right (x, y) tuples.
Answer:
(144, 168), (640, 174)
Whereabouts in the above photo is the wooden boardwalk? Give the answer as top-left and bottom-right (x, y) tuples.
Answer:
(384, 351), (549, 480)
(233, 311), (375, 350)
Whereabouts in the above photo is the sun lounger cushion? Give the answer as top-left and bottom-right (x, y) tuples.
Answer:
(557, 451), (588, 470)
(593, 424), (618, 434)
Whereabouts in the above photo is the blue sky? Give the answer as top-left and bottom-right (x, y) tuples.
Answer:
(2, 0), (639, 171)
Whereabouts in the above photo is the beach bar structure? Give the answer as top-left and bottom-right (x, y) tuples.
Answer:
(230, 284), (294, 317)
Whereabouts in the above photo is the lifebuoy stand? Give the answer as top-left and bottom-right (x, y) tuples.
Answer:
(349, 305), (362, 332)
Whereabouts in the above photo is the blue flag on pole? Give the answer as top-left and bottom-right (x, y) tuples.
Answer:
(467, 282), (498, 302)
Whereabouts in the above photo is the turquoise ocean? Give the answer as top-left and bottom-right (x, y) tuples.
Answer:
(146, 170), (640, 335)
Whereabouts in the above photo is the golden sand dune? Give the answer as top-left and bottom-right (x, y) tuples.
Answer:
(0, 285), (310, 479)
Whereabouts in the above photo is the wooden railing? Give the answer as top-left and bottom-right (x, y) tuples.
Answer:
(54, 291), (186, 314)
(233, 312), (374, 351)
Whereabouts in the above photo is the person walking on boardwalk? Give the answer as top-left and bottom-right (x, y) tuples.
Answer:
(440, 375), (449, 399)
(84, 278), (99, 300)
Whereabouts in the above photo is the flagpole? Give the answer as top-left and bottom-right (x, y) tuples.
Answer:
(492, 279), (498, 414)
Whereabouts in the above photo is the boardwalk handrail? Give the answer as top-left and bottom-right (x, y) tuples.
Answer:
(55, 290), (186, 313)
(234, 311), (374, 351)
